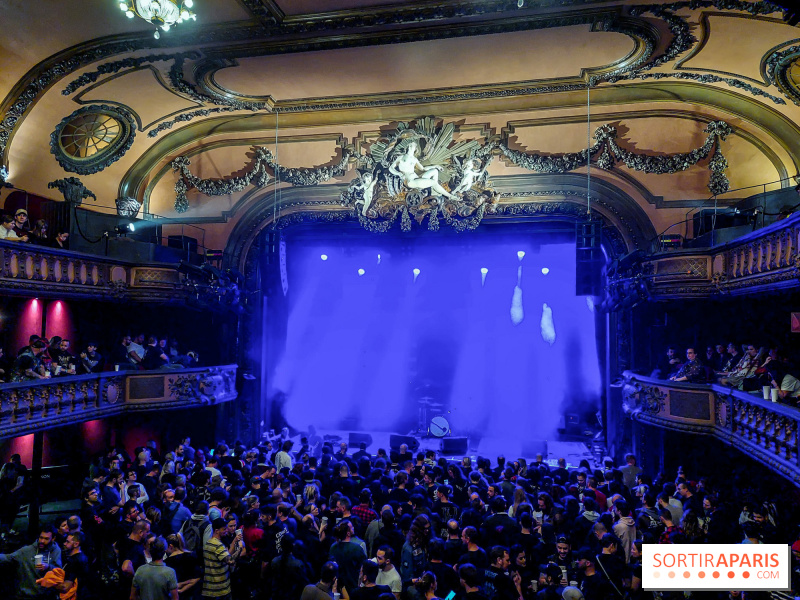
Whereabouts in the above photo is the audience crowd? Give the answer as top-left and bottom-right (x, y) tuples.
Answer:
(0, 333), (200, 383)
(0, 209), (69, 249)
(1, 433), (799, 600)
(652, 343), (800, 403)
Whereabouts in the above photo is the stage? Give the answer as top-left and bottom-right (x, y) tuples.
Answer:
(297, 428), (597, 469)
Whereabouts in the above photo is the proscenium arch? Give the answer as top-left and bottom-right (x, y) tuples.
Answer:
(223, 173), (658, 273)
(121, 80), (800, 208)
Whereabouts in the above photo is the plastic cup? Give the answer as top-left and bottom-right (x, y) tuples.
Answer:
(34, 554), (43, 566)
(762, 386), (771, 400)
(115, 365), (120, 371)
(771, 388), (779, 402)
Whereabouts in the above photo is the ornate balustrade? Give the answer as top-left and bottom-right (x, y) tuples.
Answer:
(638, 211), (800, 299)
(621, 371), (800, 484)
(0, 365), (237, 438)
(0, 239), (188, 301)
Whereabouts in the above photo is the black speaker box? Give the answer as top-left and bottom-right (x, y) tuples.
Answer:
(348, 432), (373, 449)
(441, 437), (469, 455)
(389, 434), (419, 452)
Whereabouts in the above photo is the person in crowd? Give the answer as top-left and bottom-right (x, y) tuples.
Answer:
(28, 219), (48, 245)
(128, 334), (146, 368)
(651, 346), (682, 379)
(12, 209), (29, 237)
(719, 343), (760, 388)
(301, 561), (339, 600)
(202, 517), (243, 599)
(165, 533), (202, 600)
(11, 339), (48, 381)
(79, 342), (104, 374)
(669, 348), (705, 383)
(143, 336), (170, 370)
(0, 526), (62, 599)
(57, 531), (93, 600)
(131, 537), (179, 600)
(0, 214), (28, 241)
(50, 230), (69, 249)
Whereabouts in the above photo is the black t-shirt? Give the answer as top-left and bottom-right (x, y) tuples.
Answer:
(458, 548), (488, 570)
(349, 584), (393, 600)
(142, 345), (168, 370)
(64, 551), (93, 600)
(165, 551), (201, 583)
(484, 566), (518, 600)
(117, 536), (146, 573)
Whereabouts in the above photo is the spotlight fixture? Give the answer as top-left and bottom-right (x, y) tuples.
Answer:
(541, 267), (550, 275)
(114, 223), (135, 236)
(358, 268), (365, 276)
(413, 268), (421, 283)
(480, 267), (488, 287)
(117, 0), (197, 39)
(517, 251), (525, 260)
(377, 254), (381, 264)
(480, 268), (488, 275)
(320, 254), (328, 261)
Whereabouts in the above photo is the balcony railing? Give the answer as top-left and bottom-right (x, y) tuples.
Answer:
(639, 210), (800, 299)
(621, 371), (800, 484)
(0, 239), (188, 302)
(0, 365), (238, 438)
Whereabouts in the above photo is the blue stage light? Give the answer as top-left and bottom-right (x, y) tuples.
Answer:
(358, 268), (365, 276)
(541, 267), (550, 275)
(320, 254), (328, 261)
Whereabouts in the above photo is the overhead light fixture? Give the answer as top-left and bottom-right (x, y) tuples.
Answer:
(118, 0), (197, 39)
(518, 0), (524, 7)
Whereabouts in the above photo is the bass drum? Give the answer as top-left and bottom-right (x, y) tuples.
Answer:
(429, 416), (450, 438)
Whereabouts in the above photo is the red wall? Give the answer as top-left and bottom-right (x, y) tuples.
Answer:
(45, 300), (76, 347)
(11, 298), (43, 354)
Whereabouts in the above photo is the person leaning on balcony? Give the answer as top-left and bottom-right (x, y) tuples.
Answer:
(79, 342), (104, 374)
(669, 348), (706, 383)
(12, 209), (29, 238)
(0, 215), (28, 241)
(718, 343), (760, 388)
(10, 339), (48, 381)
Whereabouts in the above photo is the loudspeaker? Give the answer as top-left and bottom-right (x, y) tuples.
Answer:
(576, 220), (603, 296)
(521, 439), (548, 458)
(389, 434), (419, 452)
(441, 437), (468, 455)
(348, 432), (373, 449)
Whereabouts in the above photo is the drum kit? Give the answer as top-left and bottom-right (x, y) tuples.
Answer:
(418, 396), (450, 438)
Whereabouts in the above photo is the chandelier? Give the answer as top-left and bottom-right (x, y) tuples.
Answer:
(118, 0), (196, 39)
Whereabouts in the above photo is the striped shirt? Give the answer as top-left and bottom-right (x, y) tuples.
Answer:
(202, 537), (232, 598)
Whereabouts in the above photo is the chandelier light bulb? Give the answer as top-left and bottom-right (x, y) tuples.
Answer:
(126, 10), (135, 17)
(119, 2), (128, 10)
(153, 29), (160, 38)
(518, 0), (524, 7)
(162, 23), (170, 31)
(184, 0), (193, 7)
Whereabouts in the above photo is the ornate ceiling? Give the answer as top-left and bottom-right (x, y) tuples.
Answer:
(2, 0), (800, 256)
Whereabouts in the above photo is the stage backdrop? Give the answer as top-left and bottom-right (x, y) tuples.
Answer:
(266, 229), (602, 449)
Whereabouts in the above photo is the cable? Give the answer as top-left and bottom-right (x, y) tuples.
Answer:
(586, 83), (591, 216)
(71, 204), (105, 244)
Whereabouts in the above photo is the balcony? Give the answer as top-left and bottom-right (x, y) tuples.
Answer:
(636, 210), (800, 299)
(0, 238), (188, 302)
(0, 365), (238, 438)
(621, 371), (800, 484)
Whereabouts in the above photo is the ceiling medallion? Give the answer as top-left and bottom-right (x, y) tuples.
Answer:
(765, 45), (800, 107)
(340, 118), (498, 233)
(117, 0), (196, 39)
(50, 105), (136, 175)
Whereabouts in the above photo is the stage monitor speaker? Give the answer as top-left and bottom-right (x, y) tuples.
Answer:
(389, 434), (419, 452)
(521, 439), (548, 458)
(441, 437), (468, 455)
(349, 432), (373, 449)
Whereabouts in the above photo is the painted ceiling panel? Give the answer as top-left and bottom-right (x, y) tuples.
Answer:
(212, 26), (634, 100)
(77, 67), (201, 131)
(679, 14), (800, 85)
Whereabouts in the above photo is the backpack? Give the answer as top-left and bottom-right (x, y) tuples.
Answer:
(180, 517), (211, 553)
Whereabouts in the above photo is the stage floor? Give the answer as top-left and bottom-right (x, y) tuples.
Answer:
(315, 429), (596, 469)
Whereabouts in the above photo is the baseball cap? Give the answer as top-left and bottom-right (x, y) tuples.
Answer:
(15, 209), (27, 216)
